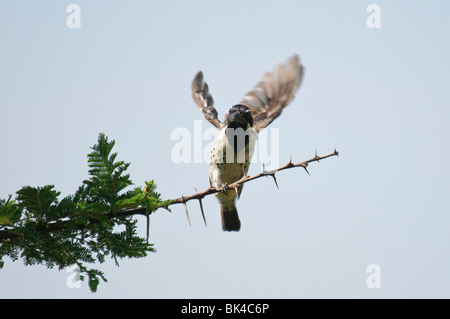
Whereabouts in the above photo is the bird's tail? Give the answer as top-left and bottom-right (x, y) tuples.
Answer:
(221, 204), (241, 231)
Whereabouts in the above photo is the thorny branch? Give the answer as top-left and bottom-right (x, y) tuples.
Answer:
(171, 149), (339, 203)
(0, 149), (338, 240)
(170, 148), (339, 225)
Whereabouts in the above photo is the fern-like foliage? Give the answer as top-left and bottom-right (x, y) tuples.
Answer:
(81, 134), (132, 206)
(0, 133), (171, 292)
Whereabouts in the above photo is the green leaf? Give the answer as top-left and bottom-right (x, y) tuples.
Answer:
(87, 269), (107, 293)
(0, 133), (163, 293)
(0, 198), (22, 226)
(16, 185), (60, 221)
(80, 133), (133, 206)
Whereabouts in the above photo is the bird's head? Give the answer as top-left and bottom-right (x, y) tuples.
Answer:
(225, 104), (253, 130)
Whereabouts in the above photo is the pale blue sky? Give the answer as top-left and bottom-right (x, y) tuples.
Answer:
(1, 1), (449, 298)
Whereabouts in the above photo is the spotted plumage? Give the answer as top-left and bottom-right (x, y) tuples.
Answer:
(192, 55), (304, 231)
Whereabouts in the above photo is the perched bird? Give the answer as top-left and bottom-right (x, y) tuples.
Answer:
(192, 55), (304, 231)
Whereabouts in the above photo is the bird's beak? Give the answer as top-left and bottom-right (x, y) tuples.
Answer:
(228, 112), (247, 127)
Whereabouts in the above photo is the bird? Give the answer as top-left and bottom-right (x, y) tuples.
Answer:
(191, 55), (304, 231)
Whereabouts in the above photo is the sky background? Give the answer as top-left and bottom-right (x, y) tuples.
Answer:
(1, 0), (449, 298)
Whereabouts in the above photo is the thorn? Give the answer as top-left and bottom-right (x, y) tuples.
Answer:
(334, 148), (339, 156)
(198, 199), (207, 227)
(146, 214), (150, 243)
(303, 164), (310, 176)
(182, 196), (191, 227)
(5, 194), (12, 205)
(271, 174), (279, 190)
(314, 149), (320, 162)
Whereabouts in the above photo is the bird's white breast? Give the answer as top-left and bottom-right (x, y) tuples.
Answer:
(209, 127), (257, 189)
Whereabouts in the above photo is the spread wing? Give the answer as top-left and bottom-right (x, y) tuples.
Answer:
(240, 54), (304, 132)
(192, 71), (223, 129)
